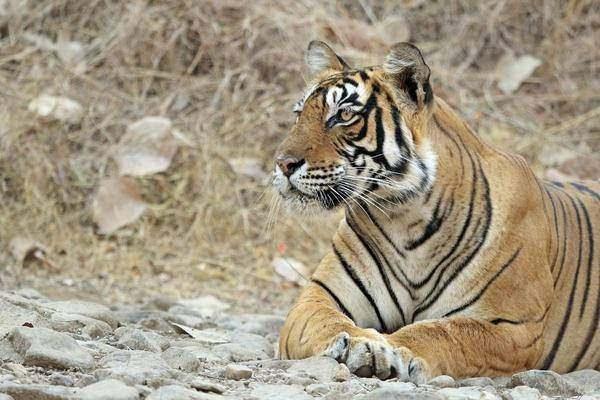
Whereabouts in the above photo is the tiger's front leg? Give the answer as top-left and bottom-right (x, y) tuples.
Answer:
(281, 284), (545, 382)
(279, 283), (410, 380)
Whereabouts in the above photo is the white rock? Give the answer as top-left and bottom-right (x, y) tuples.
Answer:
(95, 351), (171, 385)
(77, 379), (139, 400)
(250, 383), (312, 400)
(176, 295), (230, 318)
(114, 327), (169, 353)
(146, 385), (221, 400)
(224, 364), (253, 380)
(8, 327), (95, 371)
(429, 374), (457, 388)
(502, 386), (541, 400)
(0, 383), (77, 400)
(91, 177), (148, 235)
(46, 300), (118, 329)
(288, 356), (343, 382)
(28, 94), (83, 124)
(161, 347), (200, 372)
(438, 386), (500, 400)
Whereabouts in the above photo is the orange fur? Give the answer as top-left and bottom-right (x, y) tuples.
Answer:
(275, 42), (599, 381)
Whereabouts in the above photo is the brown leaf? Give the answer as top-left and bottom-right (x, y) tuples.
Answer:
(114, 116), (179, 176)
(92, 177), (147, 234)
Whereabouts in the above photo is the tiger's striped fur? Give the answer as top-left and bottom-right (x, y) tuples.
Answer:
(274, 41), (599, 381)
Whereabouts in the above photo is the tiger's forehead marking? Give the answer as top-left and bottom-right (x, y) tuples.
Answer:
(294, 71), (371, 114)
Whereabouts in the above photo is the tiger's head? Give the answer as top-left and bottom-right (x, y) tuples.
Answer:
(273, 41), (437, 212)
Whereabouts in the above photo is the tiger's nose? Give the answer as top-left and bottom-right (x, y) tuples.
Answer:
(276, 156), (305, 178)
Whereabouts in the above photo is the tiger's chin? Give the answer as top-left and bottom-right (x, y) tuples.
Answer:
(276, 186), (345, 216)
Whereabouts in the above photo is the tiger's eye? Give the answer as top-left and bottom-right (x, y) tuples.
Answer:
(339, 109), (354, 122)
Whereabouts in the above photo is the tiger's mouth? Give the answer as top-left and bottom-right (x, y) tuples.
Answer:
(276, 179), (348, 210)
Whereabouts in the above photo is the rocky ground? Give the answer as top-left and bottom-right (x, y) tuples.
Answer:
(0, 289), (598, 400)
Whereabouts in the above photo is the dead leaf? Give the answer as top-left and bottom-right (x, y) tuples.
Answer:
(92, 177), (147, 234)
(170, 323), (230, 344)
(28, 95), (83, 124)
(114, 116), (178, 176)
(9, 237), (56, 269)
(272, 257), (309, 286)
(496, 54), (542, 94)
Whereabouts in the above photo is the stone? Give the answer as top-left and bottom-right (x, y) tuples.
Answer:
(563, 369), (600, 394)
(8, 327), (95, 370)
(161, 347), (200, 372)
(114, 327), (169, 352)
(288, 356), (344, 382)
(77, 379), (139, 400)
(215, 314), (285, 337)
(0, 383), (78, 400)
(50, 313), (112, 337)
(176, 296), (230, 318)
(48, 372), (75, 387)
(492, 376), (511, 388)
(146, 385), (221, 400)
(189, 378), (226, 394)
(334, 363), (351, 382)
(458, 377), (495, 387)
(305, 383), (330, 396)
(95, 350), (172, 385)
(501, 386), (541, 400)
(429, 375), (457, 388)
(46, 301), (118, 329)
(0, 395), (13, 400)
(510, 370), (581, 397)
(224, 364), (253, 380)
(357, 387), (442, 400)
(250, 384), (312, 400)
(0, 295), (49, 337)
(212, 343), (270, 362)
(438, 387), (500, 400)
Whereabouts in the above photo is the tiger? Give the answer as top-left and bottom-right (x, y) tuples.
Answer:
(272, 40), (599, 382)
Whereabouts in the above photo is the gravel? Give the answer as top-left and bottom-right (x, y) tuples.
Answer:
(0, 289), (596, 400)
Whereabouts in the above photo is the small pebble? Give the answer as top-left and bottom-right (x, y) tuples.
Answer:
(225, 364), (253, 380)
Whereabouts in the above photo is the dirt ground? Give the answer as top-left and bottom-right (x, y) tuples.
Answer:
(0, 0), (598, 313)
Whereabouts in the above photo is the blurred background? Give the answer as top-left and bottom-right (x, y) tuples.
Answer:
(0, 0), (598, 313)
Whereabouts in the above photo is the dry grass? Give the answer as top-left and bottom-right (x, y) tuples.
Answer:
(0, 0), (598, 309)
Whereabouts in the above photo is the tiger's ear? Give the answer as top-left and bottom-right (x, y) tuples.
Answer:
(384, 43), (433, 109)
(306, 40), (350, 76)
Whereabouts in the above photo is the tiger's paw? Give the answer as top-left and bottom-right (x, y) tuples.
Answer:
(322, 331), (431, 383)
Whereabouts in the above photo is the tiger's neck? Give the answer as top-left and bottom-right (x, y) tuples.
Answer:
(339, 98), (495, 317)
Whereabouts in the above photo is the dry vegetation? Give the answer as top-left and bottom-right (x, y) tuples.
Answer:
(0, 0), (598, 310)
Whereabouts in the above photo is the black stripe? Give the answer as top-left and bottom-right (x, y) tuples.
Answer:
(443, 248), (521, 317)
(363, 207), (406, 259)
(541, 194), (584, 369)
(347, 214), (406, 327)
(543, 186), (561, 272)
(406, 192), (451, 251)
(333, 245), (387, 331)
(311, 279), (354, 321)
(577, 198), (594, 319)
(491, 305), (551, 325)
(571, 182), (600, 201)
(415, 149), (492, 317)
(552, 192), (569, 287)
(571, 199), (598, 370)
